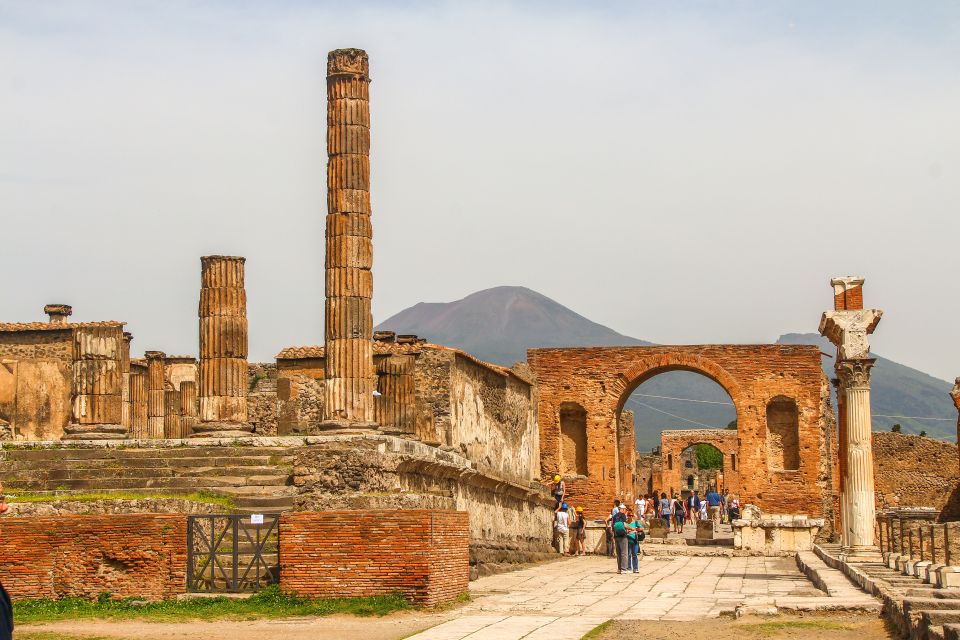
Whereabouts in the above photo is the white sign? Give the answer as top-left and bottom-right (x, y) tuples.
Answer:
(250, 514), (264, 525)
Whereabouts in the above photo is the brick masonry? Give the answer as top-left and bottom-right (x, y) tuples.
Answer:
(873, 432), (960, 518)
(280, 510), (469, 605)
(529, 345), (836, 525)
(0, 514), (187, 601)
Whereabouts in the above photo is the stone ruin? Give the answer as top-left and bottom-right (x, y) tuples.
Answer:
(0, 47), (957, 573)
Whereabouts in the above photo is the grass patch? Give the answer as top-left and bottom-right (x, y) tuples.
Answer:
(743, 620), (854, 635)
(15, 585), (410, 623)
(5, 490), (235, 509)
(581, 620), (614, 639)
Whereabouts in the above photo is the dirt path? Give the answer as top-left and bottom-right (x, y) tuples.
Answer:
(19, 610), (454, 640)
(595, 612), (894, 639)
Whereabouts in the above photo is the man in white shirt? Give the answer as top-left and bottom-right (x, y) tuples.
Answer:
(635, 496), (646, 523)
(555, 504), (571, 554)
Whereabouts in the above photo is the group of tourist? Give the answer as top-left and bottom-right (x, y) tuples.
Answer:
(550, 475), (742, 573)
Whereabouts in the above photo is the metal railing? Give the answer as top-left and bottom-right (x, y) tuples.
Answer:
(187, 514), (281, 593)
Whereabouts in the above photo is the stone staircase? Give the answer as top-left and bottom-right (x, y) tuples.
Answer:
(814, 544), (960, 640)
(0, 445), (298, 514)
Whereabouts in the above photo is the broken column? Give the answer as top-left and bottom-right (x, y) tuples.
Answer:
(322, 48), (377, 428)
(121, 332), (132, 429)
(164, 389), (183, 438)
(180, 380), (198, 437)
(145, 350), (166, 439)
(129, 362), (148, 439)
(44, 303), (72, 325)
(819, 276), (883, 560)
(374, 353), (416, 434)
(62, 323), (128, 440)
(194, 255), (253, 438)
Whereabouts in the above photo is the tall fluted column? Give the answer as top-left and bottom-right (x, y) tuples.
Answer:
(194, 255), (253, 438)
(181, 380), (198, 437)
(121, 332), (132, 429)
(819, 276), (883, 561)
(837, 359), (878, 554)
(145, 350), (166, 439)
(164, 389), (183, 438)
(323, 48), (377, 428)
(129, 365), (148, 439)
(63, 324), (128, 440)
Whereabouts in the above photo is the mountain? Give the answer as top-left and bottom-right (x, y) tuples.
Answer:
(376, 287), (957, 449)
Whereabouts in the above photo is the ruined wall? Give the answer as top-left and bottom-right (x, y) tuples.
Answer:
(634, 452), (662, 497)
(873, 432), (960, 515)
(248, 362), (279, 436)
(660, 429), (738, 498)
(290, 436), (554, 578)
(280, 510), (468, 605)
(0, 330), (73, 440)
(0, 514), (187, 601)
(529, 345), (834, 521)
(618, 410), (636, 504)
(276, 356), (325, 435)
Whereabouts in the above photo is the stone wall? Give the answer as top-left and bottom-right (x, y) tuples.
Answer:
(248, 362), (279, 435)
(280, 510), (469, 605)
(0, 514), (187, 601)
(529, 345), (835, 524)
(0, 330), (73, 440)
(873, 432), (960, 516)
(289, 435), (554, 578)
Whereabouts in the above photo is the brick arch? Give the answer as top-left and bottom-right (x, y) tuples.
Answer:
(659, 430), (739, 499)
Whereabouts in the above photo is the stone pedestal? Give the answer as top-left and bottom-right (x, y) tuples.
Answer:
(320, 48), (378, 431)
(194, 255), (253, 438)
(63, 324), (129, 440)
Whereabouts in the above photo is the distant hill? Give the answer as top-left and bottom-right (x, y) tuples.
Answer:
(377, 287), (957, 449)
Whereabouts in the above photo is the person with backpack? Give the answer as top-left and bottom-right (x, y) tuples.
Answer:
(625, 507), (645, 573)
(551, 475), (566, 511)
(554, 503), (571, 554)
(609, 504), (629, 573)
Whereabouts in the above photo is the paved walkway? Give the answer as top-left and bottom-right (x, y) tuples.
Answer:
(408, 554), (878, 640)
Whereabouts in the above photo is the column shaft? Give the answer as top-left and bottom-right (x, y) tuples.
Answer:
(146, 352), (166, 439)
(180, 380), (198, 437)
(129, 369), (147, 438)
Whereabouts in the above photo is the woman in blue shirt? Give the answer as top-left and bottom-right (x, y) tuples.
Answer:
(625, 508), (644, 573)
(659, 492), (671, 530)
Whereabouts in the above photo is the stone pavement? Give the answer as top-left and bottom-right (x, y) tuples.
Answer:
(407, 554), (879, 640)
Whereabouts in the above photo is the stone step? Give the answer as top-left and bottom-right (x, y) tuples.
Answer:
(4, 465), (287, 482)
(922, 611), (960, 640)
(6, 475), (291, 491)
(0, 456), (288, 471)
(0, 446), (297, 461)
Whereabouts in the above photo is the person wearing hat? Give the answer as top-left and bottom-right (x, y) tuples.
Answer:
(551, 474), (566, 512)
(554, 503), (571, 554)
(1, 482), (13, 640)
(571, 506), (586, 555)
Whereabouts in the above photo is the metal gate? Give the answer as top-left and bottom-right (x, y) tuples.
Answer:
(186, 514), (281, 593)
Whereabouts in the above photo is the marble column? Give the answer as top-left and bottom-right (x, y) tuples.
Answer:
(194, 255), (253, 438)
(62, 324), (128, 440)
(180, 380), (198, 437)
(323, 48), (377, 429)
(819, 276), (883, 561)
(145, 350), (166, 439)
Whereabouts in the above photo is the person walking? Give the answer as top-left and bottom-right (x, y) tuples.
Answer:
(605, 499), (621, 557)
(551, 475), (566, 511)
(555, 503), (571, 554)
(688, 491), (701, 524)
(699, 496), (709, 522)
(626, 508), (644, 573)
(672, 494), (685, 534)
(572, 506), (586, 555)
(706, 486), (723, 526)
(611, 504), (629, 573)
(658, 492), (671, 531)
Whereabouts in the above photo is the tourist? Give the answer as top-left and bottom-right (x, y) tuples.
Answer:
(652, 489), (661, 517)
(672, 494), (685, 534)
(729, 496), (741, 521)
(688, 491), (701, 524)
(635, 494), (644, 520)
(605, 499), (621, 557)
(0, 482), (12, 640)
(626, 507), (644, 573)
(645, 494), (655, 522)
(572, 506), (586, 555)
(699, 497), (708, 522)
(552, 475), (566, 511)
(611, 504), (629, 573)
(555, 503), (571, 554)
(659, 492), (671, 530)
(706, 486), (723, 525)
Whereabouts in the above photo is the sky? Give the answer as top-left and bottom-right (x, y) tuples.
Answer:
(2, 1), (959, 381)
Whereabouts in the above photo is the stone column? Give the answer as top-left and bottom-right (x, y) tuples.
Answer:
(952, 379), (960, 473)
(164, 389), (183, 439)
(129, 364), (148, 439)
(323, 48), (377, 428)
(63, 324), (128, 440)
(180, 380), (198, 437)
(145, 350), (166, 439)
(120, 332), (132, 429)
(374, 354), (416, 434)
(195, 255), (253, 438)
(819, 276), (883, 561)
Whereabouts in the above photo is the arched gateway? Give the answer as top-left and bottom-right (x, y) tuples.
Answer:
(527, 345), (836, 524)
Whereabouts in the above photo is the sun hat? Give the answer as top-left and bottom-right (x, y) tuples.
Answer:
(576, 506), (583, 512)
(554, 475), (561, 481)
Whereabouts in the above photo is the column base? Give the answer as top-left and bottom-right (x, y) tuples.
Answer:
(62, 423), (128, 440)
(839, 545), (883, 563)
(189, 422), (256, 438)
(296, 419), (381, 435)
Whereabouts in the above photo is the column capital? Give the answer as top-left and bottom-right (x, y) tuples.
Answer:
(819, 309), (882, 360)
(951, 377), (960, 410)
(836, 358), (876, 390)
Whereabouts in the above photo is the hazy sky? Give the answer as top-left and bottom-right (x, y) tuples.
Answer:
(2, 1), (958, 381)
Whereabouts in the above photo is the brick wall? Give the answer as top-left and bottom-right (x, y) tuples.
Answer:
(280, 510), (469, 605)
(873, 432), (960, 516)
(0, 514), (187, 601)
(529, 345), (834, 522)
